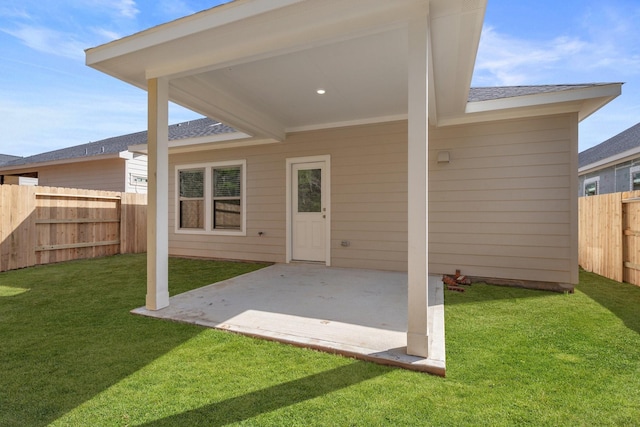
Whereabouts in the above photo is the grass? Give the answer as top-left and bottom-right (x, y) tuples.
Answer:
(0, 255), (638, 426)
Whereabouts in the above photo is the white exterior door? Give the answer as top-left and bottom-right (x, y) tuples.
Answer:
(291, 161), (327, 262)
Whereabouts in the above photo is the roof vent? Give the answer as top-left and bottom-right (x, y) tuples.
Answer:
(101, 146), (105, 153)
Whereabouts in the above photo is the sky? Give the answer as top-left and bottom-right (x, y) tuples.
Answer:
(0, 0), (638, 157)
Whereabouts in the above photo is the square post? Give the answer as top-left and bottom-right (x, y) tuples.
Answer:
(146, 77), (170, 310)
(407, 12), (430, 358)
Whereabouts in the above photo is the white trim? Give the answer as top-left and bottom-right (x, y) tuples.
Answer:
(584, 176), (600, 196)
(286, 155), (331, 266)
(174, 159), (247, 236)
(285, 114), (408, 133)
(0, 152), (127, 172)
(465, 85), (621, 115)
(630, 166), (640, 191)
(128, 136), (278, 155)
(169, 131), (251, 148)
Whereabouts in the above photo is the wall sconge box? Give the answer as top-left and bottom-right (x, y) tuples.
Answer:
(437, 151), (450, 164)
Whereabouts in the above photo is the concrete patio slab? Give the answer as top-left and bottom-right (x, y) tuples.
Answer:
(132, 263), (446, 376)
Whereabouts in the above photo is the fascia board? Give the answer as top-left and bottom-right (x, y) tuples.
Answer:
(130, 138), (279, 155)
(128, 131), (255, 154)
(465, 84), (621, 115)
(0, 153), (123, 172)
(85, 0), (305, 65)
(438, 101), (584, 127)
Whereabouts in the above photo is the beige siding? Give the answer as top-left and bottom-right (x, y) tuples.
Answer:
(2, 159), (127, 192)
(169, 121), (408, 271)
(169, 114), (579, 283)
(429, 113), (579, 284)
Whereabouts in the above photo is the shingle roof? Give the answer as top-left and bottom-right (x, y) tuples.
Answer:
(0, 154), (22, 165)
(1, 117), (236, 168)
(578, 122), (640, 168)
(2, 84), (616, 169)
(468, 83), (612, 102)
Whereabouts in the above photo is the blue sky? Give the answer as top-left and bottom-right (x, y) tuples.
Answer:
(0, 0), (638, 157)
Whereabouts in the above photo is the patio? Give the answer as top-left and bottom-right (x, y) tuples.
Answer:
(132, 263), (446, 376)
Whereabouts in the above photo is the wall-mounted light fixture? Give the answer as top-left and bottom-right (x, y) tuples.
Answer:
(437, 151), (450, 164)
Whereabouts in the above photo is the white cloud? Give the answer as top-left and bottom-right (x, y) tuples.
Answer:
(113, 0), (139, 19)
(473, 26), (589, 86)
(1, 25), (86, 60)
(156, 0), (196, 19)
(0, 6), (31, 19)
(89, 0), (138, 19)
(92, 27), (122, 43)
(474, 3), (640, 87)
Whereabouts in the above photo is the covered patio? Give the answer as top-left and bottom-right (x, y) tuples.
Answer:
(132, 264), (446, 376)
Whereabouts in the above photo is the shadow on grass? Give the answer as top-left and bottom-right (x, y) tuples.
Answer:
(444, 282), (558, 305)
(0, 254), (266, 427)
(140, 361), (384, 426)
(577, 270), (640, 335)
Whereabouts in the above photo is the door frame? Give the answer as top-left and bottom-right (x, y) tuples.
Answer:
(286, 155), (331, 265)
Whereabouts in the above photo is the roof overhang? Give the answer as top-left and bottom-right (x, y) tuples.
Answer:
(128, 130), (257, 154)
(85, 0), (487, 139)
(448, 83), (622, 127)
(0, 151), (130, 172)
(579, 144), (640, 175)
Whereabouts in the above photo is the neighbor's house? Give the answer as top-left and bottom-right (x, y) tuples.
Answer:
(578, 122), (640, 196)
(0, 154), (21, 165)
(0, 118), (236, 193)
(86, 0), (620, 360)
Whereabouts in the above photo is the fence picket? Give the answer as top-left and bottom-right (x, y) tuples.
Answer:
(0, 185), (146, 273)
(579, 191), (640, 286)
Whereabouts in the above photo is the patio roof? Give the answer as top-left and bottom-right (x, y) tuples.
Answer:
(85, 0), (486, 139)
(86, 1), (620, 138)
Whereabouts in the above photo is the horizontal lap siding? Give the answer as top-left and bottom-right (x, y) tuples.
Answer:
(34, 160), (126, 192)
(169, 121), (408, 270)
(429, 114), (579, 284)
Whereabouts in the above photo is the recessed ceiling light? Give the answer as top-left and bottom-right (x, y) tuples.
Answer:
(316, 89), (326, 95)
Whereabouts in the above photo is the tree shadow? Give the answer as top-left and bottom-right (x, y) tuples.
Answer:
(139, 361), (385, 426)
(576, 270), (640, 335)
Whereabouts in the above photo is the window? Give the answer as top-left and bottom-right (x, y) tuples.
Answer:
(631, 167), (640, 191)
(176, 161), (246, 235)
(584, 177), (599, 196)
(179, 168), (205, 229)
(213, 166), (241, 229)
(130, 174), (148, 186)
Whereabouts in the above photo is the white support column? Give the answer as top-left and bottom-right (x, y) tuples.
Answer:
(146, 77), (170, 310)
(406, 12), (430, 358)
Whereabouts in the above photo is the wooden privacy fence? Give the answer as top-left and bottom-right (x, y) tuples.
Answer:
(579, 190), (640, 286)
(0, 185), (147, 273)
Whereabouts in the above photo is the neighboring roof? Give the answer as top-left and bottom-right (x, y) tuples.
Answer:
(579, 122), (640, 169)
(468, 84), (615, 102)
(0, 154), (22, 165)
(0, 118), (236, 168)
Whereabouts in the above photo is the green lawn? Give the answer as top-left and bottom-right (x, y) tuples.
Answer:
(1, 254), (638, 426)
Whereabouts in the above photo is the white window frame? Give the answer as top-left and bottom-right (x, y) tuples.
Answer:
(129, 173), (148, 186)
(631, 166), (640, 191)
(175, 160), (247, 236)
(584, 176), (599, 196)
